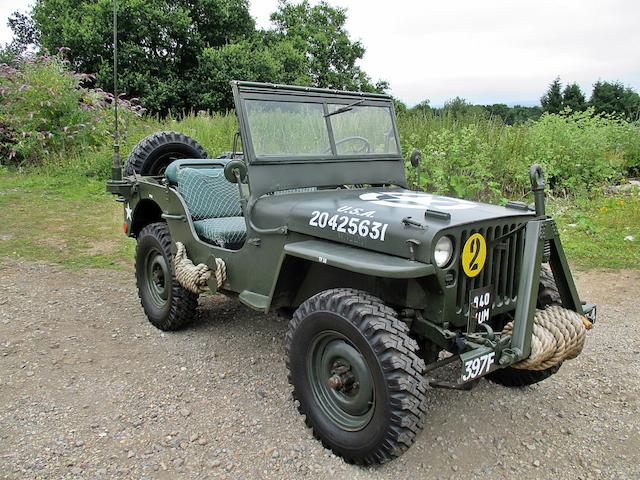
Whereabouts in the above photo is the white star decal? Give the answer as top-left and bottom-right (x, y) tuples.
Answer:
(125, 203), (133, 221)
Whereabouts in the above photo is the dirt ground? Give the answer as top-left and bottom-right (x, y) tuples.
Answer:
(1, 259), (638, 480)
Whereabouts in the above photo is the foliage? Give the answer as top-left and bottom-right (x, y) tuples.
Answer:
(398, 107), (640, 200)
(0, 54), (143, 166)
(193, 37), (309, 112)
(30, 0), (254, 116)
(269, 0), (386, 93)
(562, 83), (587, 112)
(541, 77), (563, 114)
(18, 0), (384, 115)
(408, 100), (542, 125)
(589, 80), (640, 119)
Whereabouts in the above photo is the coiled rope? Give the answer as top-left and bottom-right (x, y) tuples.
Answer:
(173, 242), (226, 294)
(503, 305), (592, 370)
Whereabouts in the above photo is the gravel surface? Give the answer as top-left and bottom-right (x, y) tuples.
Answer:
(1, 259), (638, 479)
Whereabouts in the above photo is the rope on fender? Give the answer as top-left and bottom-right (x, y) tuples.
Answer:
(173, 242), (226, 294)
(502, 305), (592, 371)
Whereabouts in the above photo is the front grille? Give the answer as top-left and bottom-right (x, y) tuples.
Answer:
(455, 222), (525, 315)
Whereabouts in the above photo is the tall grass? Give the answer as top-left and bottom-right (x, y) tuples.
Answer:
(398, 109), (640, 201)
(26, 108), (640, 202)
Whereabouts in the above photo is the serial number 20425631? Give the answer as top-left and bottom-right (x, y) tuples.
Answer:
(308, 211), (390, 241)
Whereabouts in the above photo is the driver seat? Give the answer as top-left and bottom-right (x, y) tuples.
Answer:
(177, 168), (247, 248)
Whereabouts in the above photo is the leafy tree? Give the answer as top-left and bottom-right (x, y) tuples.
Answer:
(392, 98), (407, 115)
(0, 11), (39, 63)
(30, 0), (256, 114)
(269, 0), (385, 93)
(508, 105), (542, 124)
(562, 83), (586, 112)
(442, 97), (473, 117)
(13, 0), (385, 114)
(589, 80), (640, 119)
(541, 77), (563, 114)
(193, 38), (308, 111)
(410, 100), (433, 116)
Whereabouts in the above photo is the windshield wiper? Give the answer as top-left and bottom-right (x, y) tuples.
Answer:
(323, 99), (365, 118)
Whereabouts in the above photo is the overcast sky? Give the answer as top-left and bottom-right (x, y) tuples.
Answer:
(2, 0), (639, 106)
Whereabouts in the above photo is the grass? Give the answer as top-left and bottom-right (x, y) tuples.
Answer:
(0, 172), (135, 269)
(550, 193), (640, 269)
(0, 170), (637, 271)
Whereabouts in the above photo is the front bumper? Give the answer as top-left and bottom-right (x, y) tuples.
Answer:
(415, 216), (596, 385)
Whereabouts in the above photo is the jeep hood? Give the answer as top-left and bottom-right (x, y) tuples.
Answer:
(252, 188), (534, 262)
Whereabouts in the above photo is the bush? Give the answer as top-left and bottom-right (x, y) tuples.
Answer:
(0, 53), (143, 166)
(398, 108), (640, 201)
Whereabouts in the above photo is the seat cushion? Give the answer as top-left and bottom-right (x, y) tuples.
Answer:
(165, 158), (229, 185)
(177, 168), (242, 220)
(193, 217), (247, 248)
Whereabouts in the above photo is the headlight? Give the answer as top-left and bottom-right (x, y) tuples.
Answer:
(433, 236), (454, 268)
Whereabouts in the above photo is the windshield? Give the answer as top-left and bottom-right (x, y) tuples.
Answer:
(243, 98), (400, 160)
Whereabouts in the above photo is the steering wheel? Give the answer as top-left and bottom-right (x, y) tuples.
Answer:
(324, 136), (371, 154)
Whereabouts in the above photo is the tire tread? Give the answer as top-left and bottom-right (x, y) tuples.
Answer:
(285, 288), (427, 465)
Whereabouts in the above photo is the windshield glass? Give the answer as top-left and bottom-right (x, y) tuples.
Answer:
(244, 98), (400, 160)
(245, 100), (330, 156)
(328, 104), (399, 155)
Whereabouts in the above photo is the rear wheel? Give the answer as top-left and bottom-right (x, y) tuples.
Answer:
(135, 222), (198, 331)
(487, 264), (563, 387)
(124, 131), (207, 176)
(285, 289), (427, 464)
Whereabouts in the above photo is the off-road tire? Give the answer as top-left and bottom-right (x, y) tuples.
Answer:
(487, 264), (562, 387)
(538, 263), (561, 307)
(135, 222), (198, 331)
(124, 131), (208, 176)
(285, 288), (428, 465)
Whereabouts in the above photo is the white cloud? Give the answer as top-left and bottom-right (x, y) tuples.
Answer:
(2, 0), (638, 106)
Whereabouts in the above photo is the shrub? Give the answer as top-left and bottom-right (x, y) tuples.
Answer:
(0, 53), (144, 166)
(398, 108), (640, 201)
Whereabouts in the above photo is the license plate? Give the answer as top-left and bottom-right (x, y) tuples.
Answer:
(460, 348), (499, 383)
(467, 285), (493, 333)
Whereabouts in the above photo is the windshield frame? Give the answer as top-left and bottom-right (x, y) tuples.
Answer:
(232, 82), (403, 165)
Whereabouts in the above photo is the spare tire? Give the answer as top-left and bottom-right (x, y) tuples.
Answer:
(124, 131), (208, 176)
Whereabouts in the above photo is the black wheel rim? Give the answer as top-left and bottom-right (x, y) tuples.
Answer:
(151, 153), (187, 175)
(306, 330), (374, 431)
(144, 247), (170, 308)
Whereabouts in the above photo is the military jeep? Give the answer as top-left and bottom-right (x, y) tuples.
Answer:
(107, 81), (595, 464)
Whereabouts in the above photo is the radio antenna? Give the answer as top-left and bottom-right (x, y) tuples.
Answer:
(111, 0), (122, 181)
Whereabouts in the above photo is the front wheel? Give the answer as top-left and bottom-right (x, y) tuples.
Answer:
(285, 289), (427, 464)
(135, 222), (198, 331)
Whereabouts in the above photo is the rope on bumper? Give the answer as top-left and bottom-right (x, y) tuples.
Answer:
(173, 242), (226, 294)
(502, 305), (591, 370)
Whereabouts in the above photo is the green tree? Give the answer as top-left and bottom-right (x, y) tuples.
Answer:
(193, 38), (309, 111)
(442, 97), (472, 117)
(541, 77), (563, 113)
(410, 100), (432, 116)
(589, 80), (640, 119)
(1, 11), (38, 63)
(562, 83), (586, 112)
(30, 0), (255, 115)
(269, 0), (386, 92)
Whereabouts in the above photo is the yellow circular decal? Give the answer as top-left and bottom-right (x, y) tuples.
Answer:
(462, 233), (487, 278)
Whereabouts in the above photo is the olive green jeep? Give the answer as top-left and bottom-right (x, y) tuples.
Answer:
(107, 81), (596, 464)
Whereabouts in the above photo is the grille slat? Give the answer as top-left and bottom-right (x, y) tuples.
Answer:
(455, 221), (524, 315)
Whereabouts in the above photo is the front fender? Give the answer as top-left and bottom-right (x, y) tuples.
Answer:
(282, 240), (435, 279)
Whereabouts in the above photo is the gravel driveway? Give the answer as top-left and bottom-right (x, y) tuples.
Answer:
(1, 259), (638, 479)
